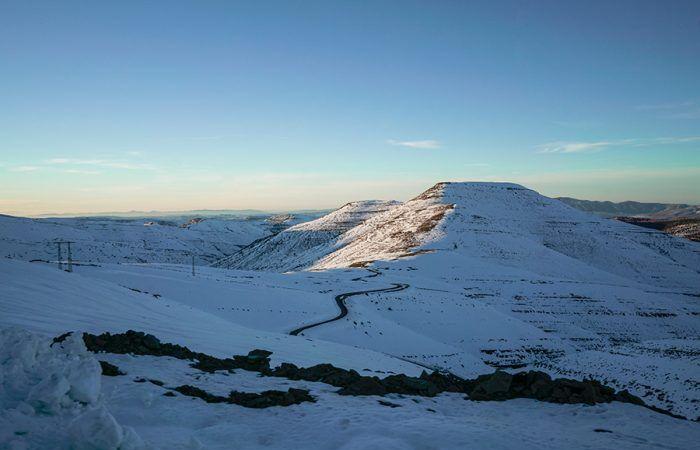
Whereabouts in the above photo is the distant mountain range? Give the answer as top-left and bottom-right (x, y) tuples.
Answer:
(556, 197), (700, 219)
(557, 197), (700, 241)
(32, 208), (330, 219)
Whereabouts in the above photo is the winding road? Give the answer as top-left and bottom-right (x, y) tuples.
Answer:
(289, 280), (409, 336)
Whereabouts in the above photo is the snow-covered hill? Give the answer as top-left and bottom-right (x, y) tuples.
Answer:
(314, 182), (700, 284)
(0, 213), (318, 265)
(217, 182), (699, 290)
(214, 200), (400, 271)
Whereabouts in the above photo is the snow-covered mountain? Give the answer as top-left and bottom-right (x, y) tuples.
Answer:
(0, 213), (317, 265)
(316, 182), (700, 285)
(214, 182), (700, 287)
(213, 200), (400, 271)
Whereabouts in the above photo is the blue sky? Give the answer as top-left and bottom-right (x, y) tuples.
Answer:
(1, 0), (699, 215)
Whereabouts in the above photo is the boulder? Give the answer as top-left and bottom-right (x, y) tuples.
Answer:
(468, 371), (513, 401)
(381, 374), (440, 397)
(337, 377), (388, 396)
(98, 360), (124, 377)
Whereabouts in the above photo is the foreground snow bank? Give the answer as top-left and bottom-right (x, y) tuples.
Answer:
(0, 328), (144, 450)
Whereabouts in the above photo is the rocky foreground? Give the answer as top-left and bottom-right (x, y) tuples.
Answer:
(73, 329), (687, 419)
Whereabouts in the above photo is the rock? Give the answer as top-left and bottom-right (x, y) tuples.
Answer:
(173, 385), (314, 408)
(337, 377), (387, 396)
(381, 374), (440, 397)
(511, 371), (552, 399)
(615, 389), (645, 405)
(420, 371), (466, 393)
(270, 362), (302, 378)
(191, 355), (238, 373)
(271, 363), (362, 387)
(51, 332), (73, 346)
(142, 334), (160, 350)
(174, 385), (227, 403)
(469, 371), (513, 401)
(247, 349), (272, 360)
(232, 351), (272, 372)
(378, 400), (402, 408)
(98, 360), (124, 376)
(228, 388), (314, 408)
(76, 330), (652, 412)
(82, 330), (198, 360)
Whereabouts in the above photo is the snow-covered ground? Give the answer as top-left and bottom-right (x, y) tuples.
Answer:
(0, 212), (320, 265)
(3, 327), (698, 450)
(1, 262), (698, 449)
(1, 181), (699, 449)
(0, 328), (144, 449)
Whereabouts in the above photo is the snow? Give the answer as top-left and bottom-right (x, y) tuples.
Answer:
(4, 327), (698, 450)
(98, 351), (700, 450)
(215, 200), (400, 271)
(0, 213), (310, 265)
(0, 328), (144, 450)
(3, 327), (699, 449)
(1, 181), (699, 448)
(0, 259), (424, 375)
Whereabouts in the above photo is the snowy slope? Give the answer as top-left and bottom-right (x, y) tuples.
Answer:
(0, 259), (423, 373)
(0, 213), (286, 265)
(2, 259), (699, 449)
(215, 200), (399, 271)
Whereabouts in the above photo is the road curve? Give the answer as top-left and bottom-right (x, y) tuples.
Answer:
(289, 282), (409, 336)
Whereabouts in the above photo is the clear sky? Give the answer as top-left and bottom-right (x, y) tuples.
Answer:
(1, 0), (699, 216)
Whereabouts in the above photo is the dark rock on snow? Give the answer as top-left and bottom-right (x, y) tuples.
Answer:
(173, 385), (315, 408)
(74, 330), (660, 415)
(99, 360), (125, 376)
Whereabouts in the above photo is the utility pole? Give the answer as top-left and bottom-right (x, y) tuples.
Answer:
(192, 254), (195, 277)
(66, 242), (73, 273)
(57, 242), (63, 271)
(55, 240), (75, 272)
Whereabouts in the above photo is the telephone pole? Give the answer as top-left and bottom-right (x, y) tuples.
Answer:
(66, 242), (73, 272)
(55, 240), (75, 272)
(56, 242), (63, 271)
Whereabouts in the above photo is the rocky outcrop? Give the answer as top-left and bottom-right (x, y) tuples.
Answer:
(173, 385), (314, 408)
(76, 330), (660, 413)
(464, 371), (645, 405)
